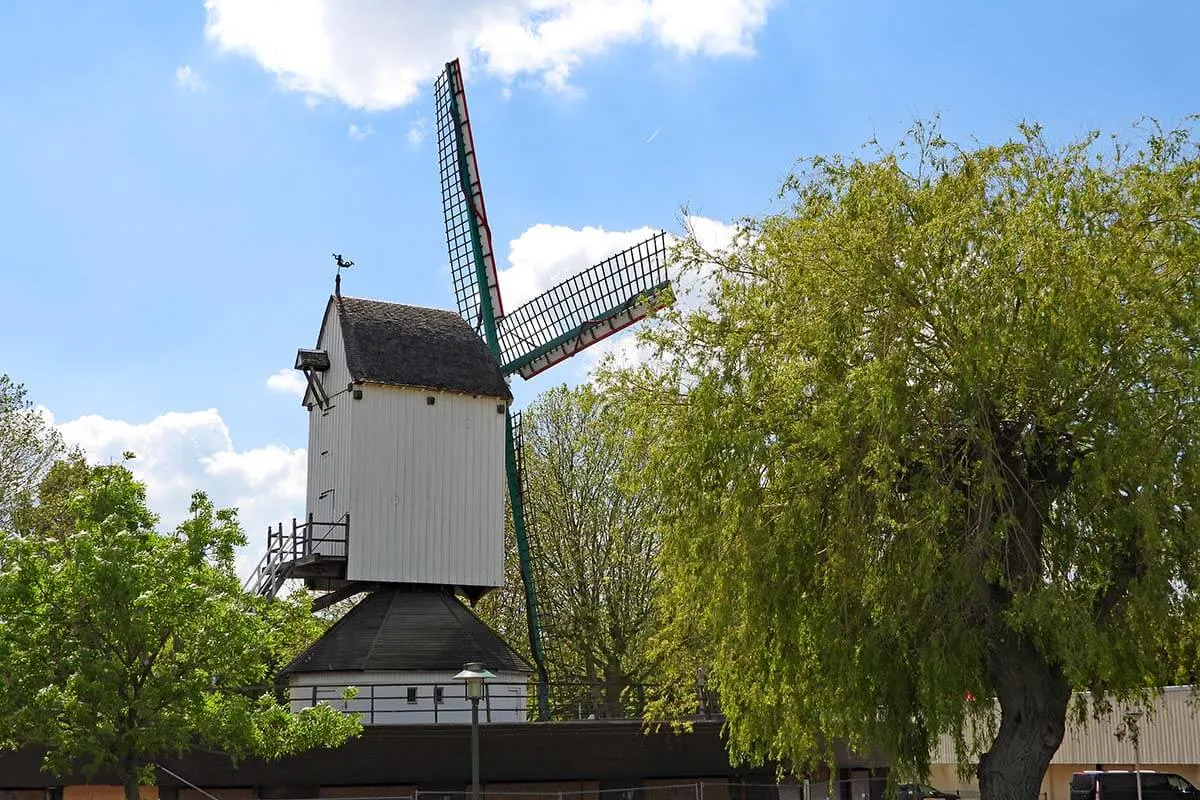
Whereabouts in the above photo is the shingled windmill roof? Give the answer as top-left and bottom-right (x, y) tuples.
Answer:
(281, 586), (532, 675)
(333, 295), (511, 400)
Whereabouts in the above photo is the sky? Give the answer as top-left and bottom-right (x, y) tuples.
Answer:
(2, 0), (1198, 574)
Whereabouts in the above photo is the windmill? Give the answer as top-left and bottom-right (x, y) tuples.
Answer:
(246, 58), (673, 725)
(433, 58), (673, 718)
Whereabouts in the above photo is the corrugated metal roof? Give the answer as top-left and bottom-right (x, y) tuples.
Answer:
(931, 686), (1200, 765)
(334, 295), (512, 400)
(281, 586), (532, 675)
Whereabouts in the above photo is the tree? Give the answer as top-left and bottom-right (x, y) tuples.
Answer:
(0, 459), (361, 799)
(477, 384), (663, 717)
(0, 375), (71, 528)
(603, 121), (1200, 800)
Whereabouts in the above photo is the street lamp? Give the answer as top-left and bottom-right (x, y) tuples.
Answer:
(1123, 709), (1144, 800)
(455, 662), (495, 800)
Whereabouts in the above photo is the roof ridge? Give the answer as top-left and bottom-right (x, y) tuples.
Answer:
(336, 294), (464, 315)
(361, 588), (402, 669)
(443, 591), (534, 672)
(442, 591), (489, 659)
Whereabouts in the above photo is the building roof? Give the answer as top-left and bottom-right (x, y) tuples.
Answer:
(281, 586), (532, 675)
(334, 295), (512, 400)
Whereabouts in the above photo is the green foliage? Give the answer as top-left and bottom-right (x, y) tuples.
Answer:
(476, 384), (662, 717)
(0, 459), (360, 797)
(602, 119), (1200, 787)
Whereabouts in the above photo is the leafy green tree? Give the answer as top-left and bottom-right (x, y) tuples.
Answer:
(0, 459), (361, 799)
(603, 121), (1200, 800)
(0, 375), (72, 528)
(478, 385), (662, 717)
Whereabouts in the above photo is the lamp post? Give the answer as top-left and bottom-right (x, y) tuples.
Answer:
(455, 662), (495, 800)
(1123, 709), (1144, 800)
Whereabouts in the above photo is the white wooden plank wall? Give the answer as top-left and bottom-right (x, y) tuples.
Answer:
(346, 385), (506, 587)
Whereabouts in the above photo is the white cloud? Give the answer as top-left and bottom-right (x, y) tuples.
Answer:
(499, 222), (660, 308)
(687, 214), (740, 260)
(52, 408), (305, 581)
(499, 215), (736, 308)
(407, 117), (429, 145)
(267, 368), (308, 398)
(203, 0), (777, 110)
(175, 64), (206, 92)
(347, 122), (374, 141)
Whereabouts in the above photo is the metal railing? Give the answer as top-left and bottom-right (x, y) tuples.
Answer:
(245, 513), (350, 598)
(287, 679), (695, 725)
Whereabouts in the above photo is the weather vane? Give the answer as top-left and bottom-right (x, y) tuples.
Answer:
(333, 253), (354, 296)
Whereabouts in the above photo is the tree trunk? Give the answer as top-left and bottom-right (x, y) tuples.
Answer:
(122, 753), (142, 800)
(602, 661), (627, 718)
(977, 636), (1071, 800)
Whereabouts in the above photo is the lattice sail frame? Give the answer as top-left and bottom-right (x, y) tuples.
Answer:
(435, 60), (504, 339)
(512, 410), (528, 499)
(498, 232), (672, 379)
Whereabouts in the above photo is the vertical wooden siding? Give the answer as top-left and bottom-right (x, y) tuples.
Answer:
(305, 303), (354, 555)
(346, 385), (506, 587)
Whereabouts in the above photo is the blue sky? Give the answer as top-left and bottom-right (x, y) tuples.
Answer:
(2, 0), (1197, 565)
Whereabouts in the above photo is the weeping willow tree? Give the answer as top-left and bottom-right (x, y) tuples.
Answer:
(603, 120), (1200, 800)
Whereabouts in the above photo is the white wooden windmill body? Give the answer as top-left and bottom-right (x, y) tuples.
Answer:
(294, 294), (509, 594)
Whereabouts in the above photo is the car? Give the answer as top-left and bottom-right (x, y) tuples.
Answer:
(1070, 771), (1200, 800)
(896, 784), (960, 800)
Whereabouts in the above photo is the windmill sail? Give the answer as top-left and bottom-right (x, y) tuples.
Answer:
(432, 56), (675, 722)
(498, 232), (673, 379)
(506, 410), (551, 694)
(435, 59), (504, 339)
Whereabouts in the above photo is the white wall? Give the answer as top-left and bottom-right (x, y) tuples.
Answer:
(345, 384), (506, 588)
(288, 670), (530, 724)
(304, 302), (352, 558)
